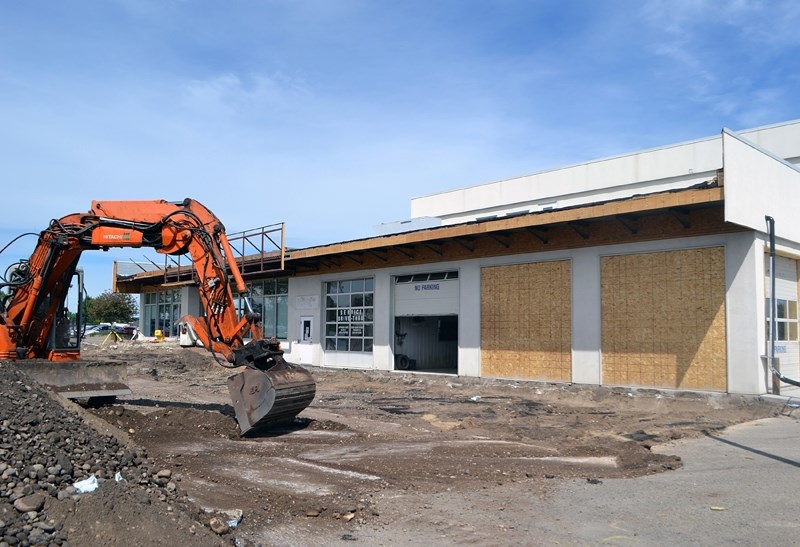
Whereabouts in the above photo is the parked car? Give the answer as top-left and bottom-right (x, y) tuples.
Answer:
(83, 324), (112, 337)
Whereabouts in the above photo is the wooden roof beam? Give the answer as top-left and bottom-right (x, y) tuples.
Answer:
(488, 233), (511, 249)
(617, 214), (640, 235)
(453, 236), (475, 252)
(367, 249), (388, 262)
(422, 242), (443, 256)
(669, 208), (691, 229)
(526, 227), (548, 244)
(393, 245), (415, 259)
(569, 221), (590, 240)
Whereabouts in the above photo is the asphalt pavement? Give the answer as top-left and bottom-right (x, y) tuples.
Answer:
(532, 414), (800, 545)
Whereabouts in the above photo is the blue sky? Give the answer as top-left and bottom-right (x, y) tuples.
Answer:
(1, 0), (799, 298)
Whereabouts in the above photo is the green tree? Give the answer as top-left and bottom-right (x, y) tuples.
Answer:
(85, 291), (138, 324)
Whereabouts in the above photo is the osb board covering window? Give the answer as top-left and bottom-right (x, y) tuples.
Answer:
(601, 247), (727, 391)
(481, 261), (572, 381)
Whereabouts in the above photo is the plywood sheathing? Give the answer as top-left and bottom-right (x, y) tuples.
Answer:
(481, 260), (572, 381)
(601, 247), (727, 391)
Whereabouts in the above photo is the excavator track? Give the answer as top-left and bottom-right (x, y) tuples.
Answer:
(227, 356), (316, 436)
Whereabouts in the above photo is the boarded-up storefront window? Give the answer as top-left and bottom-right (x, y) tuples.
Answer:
(601, 247), (727, 391)
(481, 260), (572, 381)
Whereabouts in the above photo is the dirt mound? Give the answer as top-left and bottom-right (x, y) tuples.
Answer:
(0, 362), (226, 546)
(71, 343), (783, 545)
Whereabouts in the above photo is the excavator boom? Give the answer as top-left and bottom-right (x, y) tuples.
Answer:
(0, 198), (315, 435)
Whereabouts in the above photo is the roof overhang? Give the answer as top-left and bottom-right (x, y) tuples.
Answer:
(115, 181), (733, 292)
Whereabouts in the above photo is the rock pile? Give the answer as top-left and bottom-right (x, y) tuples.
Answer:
(0, 362), (220, 546)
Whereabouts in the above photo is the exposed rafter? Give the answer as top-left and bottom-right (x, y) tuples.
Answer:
(526, 227), (549, 244)
(367, 249), (388, 262)
(616, 214), (640, 235)
(669, 208), (691, 229)
(451, 236), (473, 252)
(488, 233), (510, 249)
(569, 221), (590, 240)
(393, 245), (415, 259)
(423, 242), (443, 256)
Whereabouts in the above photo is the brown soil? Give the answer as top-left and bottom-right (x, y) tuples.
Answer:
(81, 340), (779, 545)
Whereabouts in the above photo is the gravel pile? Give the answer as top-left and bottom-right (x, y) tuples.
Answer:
(0, 362), (219, 546)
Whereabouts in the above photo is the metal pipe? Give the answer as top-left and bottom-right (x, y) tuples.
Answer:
(766, 215), (778, 393)
(767, 217), (776, 366)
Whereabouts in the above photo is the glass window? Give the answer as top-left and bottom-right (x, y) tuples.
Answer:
(263, 298), (277, 338)
(249, 281), (264, 297)
(324, 277), (374, 353)
(766, 298), (799, 342)
(395, 271), (457, 284)
(260, 279), (289, 340)
(276, 295), (288, 339)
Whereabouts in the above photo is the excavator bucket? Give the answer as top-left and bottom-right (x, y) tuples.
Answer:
(15, 359), (131, 401)
(227, 357), (316, 436)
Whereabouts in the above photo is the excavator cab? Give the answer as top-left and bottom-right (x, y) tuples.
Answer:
(12, 268), (131, 403)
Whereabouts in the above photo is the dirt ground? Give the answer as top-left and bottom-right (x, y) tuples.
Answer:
(80, 340), (779, 546)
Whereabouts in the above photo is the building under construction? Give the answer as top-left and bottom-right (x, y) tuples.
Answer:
(115, 120), (800, 397)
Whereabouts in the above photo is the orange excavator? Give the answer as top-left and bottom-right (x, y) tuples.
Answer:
(0, 198), (316, 435)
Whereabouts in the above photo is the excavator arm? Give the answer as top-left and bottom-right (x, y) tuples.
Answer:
(0, 198), (315, 434)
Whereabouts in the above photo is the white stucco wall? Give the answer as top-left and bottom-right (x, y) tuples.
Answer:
(282, 231), (768, 394)
(724, 232), (767, 394)
(723, 129), (800, 245)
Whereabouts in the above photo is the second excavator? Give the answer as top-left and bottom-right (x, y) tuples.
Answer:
(0, 198), (316, 435)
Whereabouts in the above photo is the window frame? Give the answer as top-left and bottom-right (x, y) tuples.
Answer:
(324, 277), (374, 353)
(766, 297), (799, 342)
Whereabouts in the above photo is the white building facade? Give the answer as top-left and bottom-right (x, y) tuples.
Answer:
(122, 120), (800, 396)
